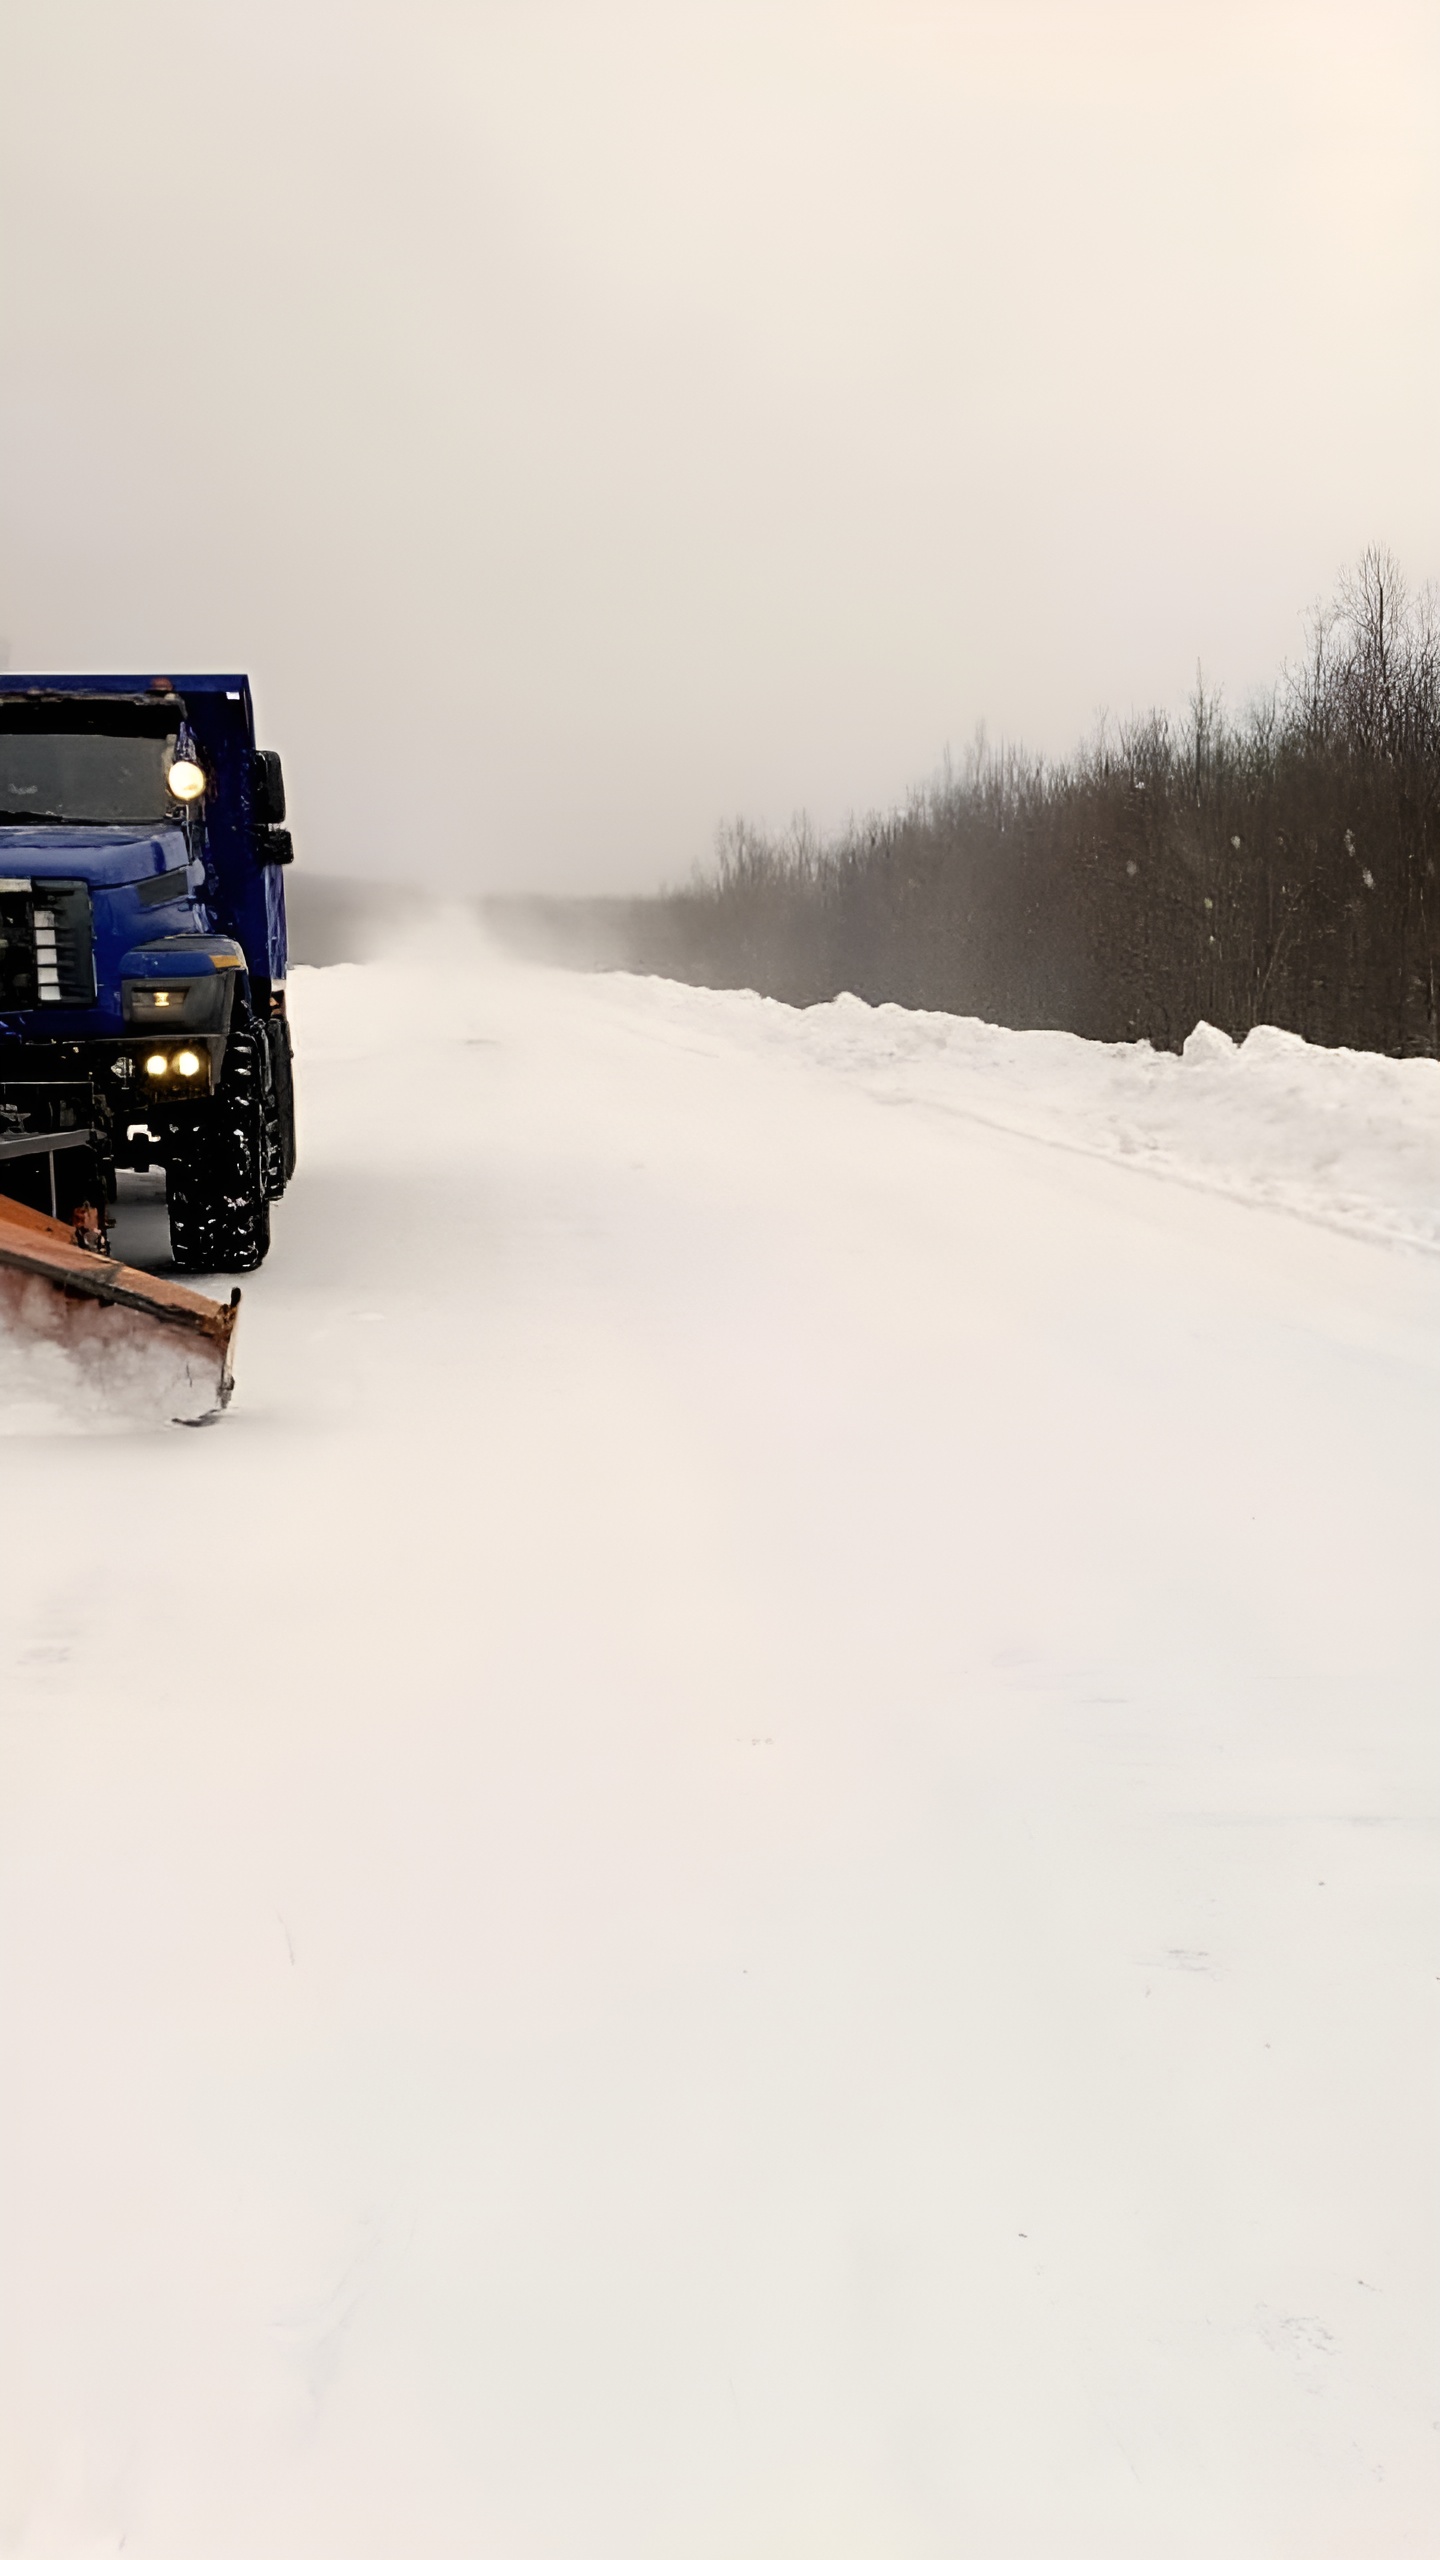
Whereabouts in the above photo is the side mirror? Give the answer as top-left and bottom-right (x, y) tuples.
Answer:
(252, 749), (286, 826)
(256, 826), (294, 867)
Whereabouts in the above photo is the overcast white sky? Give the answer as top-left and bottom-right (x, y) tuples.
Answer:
(3, 0), (1437, 889)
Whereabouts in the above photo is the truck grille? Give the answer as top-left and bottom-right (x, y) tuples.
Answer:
(0, 878), (96, 1008)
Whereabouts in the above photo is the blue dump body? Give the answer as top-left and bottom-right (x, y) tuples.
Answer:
(0, 673), (285, 1036)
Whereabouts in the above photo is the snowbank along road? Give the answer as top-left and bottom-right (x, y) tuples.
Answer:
(2, 923), (1438, 2559)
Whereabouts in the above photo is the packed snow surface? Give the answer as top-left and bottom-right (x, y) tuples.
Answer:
(2, 928), (1438, 2559)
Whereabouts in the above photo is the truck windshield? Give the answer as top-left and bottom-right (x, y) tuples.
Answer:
(0, 730), (179, 825)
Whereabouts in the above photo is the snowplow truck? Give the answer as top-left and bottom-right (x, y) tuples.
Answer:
(0, 673), (295, 1275)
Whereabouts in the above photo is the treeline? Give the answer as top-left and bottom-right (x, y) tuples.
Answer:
(509, 552), (1440, 1057)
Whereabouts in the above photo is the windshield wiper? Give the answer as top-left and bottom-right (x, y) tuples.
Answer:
(0, 811), (103, 825)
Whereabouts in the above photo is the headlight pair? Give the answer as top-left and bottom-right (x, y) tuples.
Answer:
(145, 1049), (204, 1080)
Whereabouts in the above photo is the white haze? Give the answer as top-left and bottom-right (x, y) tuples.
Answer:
(2, 0), (1437, 889)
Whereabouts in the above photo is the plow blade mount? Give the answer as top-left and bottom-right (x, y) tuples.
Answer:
(0, 1195), (240, 1420)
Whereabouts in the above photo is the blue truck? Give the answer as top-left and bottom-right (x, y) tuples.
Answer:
(0, 672), (295, 1273)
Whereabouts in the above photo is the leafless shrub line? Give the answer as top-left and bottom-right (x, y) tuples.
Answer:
(521, 550), (1440, 1057)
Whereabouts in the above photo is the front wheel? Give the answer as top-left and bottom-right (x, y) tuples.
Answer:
(166, 1020), (272, 1273)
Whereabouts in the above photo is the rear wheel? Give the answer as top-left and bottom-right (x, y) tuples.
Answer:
(263, 1014), (297, 1198)
(166, 1017), (272, 1273)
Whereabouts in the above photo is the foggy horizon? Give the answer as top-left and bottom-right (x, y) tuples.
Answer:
(4, 0), (1437, 893)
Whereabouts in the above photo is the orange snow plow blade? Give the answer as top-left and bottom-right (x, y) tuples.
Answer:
(0, 1194), (240, 1419)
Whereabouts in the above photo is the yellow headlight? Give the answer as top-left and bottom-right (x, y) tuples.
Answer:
(174, 1049), (202, 1078)
(166, 757), (206, 803)
(144, 1053), (170, 1078)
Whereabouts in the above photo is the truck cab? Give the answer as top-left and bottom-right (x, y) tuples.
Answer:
(0, 674), (295, 1271)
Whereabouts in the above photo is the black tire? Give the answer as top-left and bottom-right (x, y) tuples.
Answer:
(166, 1017), (272, 1273)
(263, 1015), (297, 1197)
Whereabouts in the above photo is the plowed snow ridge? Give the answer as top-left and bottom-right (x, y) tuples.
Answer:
(602, 969), (1440, 1251)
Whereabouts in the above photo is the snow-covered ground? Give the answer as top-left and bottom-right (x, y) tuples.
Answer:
(2, 926), (1438, 2559)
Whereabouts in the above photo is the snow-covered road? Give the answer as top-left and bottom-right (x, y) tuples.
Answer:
(3, 931), (1438, 2558)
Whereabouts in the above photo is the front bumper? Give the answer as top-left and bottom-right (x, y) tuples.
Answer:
(0, 1030), (230, 1106)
